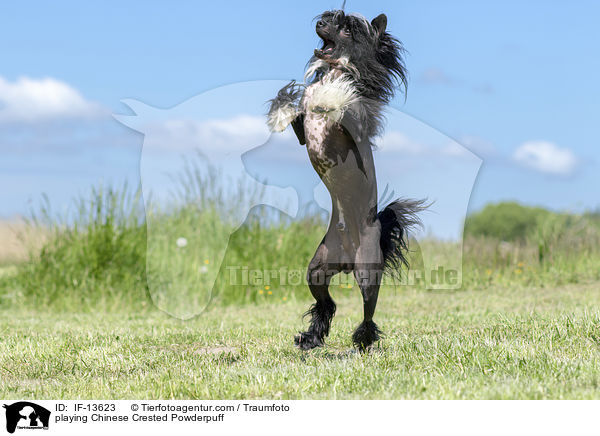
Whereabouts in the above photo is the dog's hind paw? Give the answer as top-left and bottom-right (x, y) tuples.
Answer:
(294, 331), (324, 350)
(352, 320), (382, 352)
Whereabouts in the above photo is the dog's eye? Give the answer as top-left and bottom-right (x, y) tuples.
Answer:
(341, 27), (351, 37)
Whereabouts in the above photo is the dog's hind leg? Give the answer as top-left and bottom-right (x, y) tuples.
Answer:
(294, 243), (338, 350)
(351, 229), (385, 351)
(352, 264), (384, 351)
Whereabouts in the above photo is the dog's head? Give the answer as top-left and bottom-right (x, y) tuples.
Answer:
(312, 10), (407, 101)
(314, 10), (387, 63)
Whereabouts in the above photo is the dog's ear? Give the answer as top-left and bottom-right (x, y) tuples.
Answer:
(371, 14), (387, 34)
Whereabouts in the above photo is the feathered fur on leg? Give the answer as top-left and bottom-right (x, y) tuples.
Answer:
(294, 297), (336, 350)
(267, 80), (304, 132)
(352, 320), (382, 351)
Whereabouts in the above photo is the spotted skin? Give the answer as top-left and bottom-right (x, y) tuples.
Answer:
(301, 72), (338, 176)
(298, 68), (380, 267)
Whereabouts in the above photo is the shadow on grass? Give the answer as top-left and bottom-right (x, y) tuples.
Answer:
(295, 345), (387, 362)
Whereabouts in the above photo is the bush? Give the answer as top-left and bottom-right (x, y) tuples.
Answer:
(465, 202), (551, 241)
(4, 185), (149, 310)
(1, 160), (329, 311)
(3, 173), (600, 311)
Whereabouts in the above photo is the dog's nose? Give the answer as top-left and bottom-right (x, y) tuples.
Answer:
(316, 20), (325, 28)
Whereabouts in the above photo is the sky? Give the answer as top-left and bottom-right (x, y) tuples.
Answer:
(0, 1), (598, 238)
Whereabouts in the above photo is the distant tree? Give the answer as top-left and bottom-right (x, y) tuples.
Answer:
(465, 202), (551, 241)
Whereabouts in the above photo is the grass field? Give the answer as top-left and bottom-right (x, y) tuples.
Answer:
(1, 171), (600, 400)
(1, 281), (599, 399)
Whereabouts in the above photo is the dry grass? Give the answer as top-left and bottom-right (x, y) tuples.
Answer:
(0, 219), (46, 265)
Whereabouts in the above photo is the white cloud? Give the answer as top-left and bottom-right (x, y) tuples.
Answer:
(0, 76), (105, 123)
(377, 131), (477, 160)
(513, 140), (578, 176)
(375, 131), (429, 154)
(141, 115), (271, 152)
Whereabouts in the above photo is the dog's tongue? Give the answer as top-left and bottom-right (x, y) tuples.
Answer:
(323, 41), (334, 52)
(315, 43), (334, 58)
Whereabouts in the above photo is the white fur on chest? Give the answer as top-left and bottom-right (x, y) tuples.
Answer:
(302, 72), (358, 153)
(302, 72), (357, 124)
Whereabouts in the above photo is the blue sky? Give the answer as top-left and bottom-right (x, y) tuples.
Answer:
(1, 1), (598, 235)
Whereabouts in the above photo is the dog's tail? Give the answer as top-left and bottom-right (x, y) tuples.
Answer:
(378, 199), (427, 276)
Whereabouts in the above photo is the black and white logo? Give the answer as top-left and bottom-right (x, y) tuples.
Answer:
(3, 402), (50, 434)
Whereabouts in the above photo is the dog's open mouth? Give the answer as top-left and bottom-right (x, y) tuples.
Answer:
(315, 38), (335, 59)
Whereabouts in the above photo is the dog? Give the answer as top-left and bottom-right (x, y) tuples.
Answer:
(267, 9), (424, 351)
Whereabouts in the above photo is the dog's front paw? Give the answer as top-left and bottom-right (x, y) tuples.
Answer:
(267, 104), (298, 132)
(267, 81), (303, 132)
(294, 331), (323, 350)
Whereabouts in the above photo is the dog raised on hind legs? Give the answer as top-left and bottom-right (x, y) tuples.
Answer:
(267, 9), (425, 351)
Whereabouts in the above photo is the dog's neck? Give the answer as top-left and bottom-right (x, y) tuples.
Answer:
(319, 66), (344, 82)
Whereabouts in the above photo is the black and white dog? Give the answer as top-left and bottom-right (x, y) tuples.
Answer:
(267, 10), (424, 351)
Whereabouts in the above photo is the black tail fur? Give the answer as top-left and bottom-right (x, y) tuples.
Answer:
(378, 199), (427, 275)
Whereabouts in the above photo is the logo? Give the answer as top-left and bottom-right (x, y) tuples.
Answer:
(3, 402), (50, 434)
(114, 81), (481, 318)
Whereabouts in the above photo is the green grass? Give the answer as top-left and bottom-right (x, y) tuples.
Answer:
(3, 160), (600, 312)
(3, 182), (600, 312)
(1, 164), (599, 399)
(1, 282), (599, 399)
